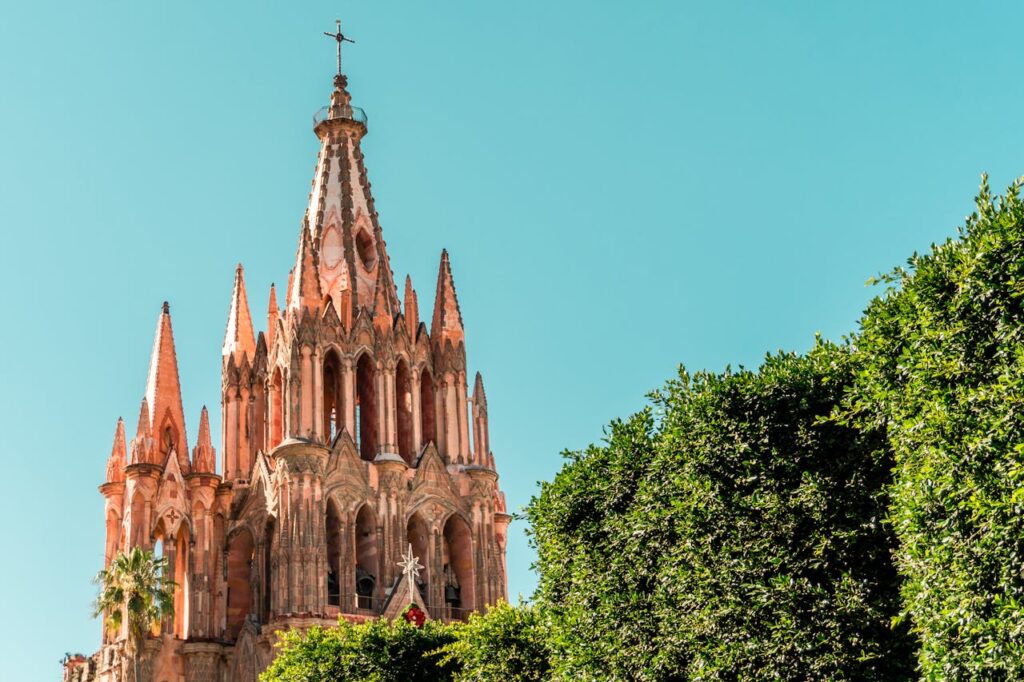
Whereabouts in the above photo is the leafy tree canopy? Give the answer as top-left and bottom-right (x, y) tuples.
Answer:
(527, 342), (916, 681)
(849, 176), (1024, 677)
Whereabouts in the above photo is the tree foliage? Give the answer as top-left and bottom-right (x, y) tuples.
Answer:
(260, 615), (457, 682)
(260, 602), (551, 682)
(526, 343), (916, 681)
(439, 600), (552, 681)
(93, 547), (175, 682)
(848, 176), (1024, 677)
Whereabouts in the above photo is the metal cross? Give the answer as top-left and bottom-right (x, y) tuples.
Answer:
(324, 19), (355, 77)
(397, 543), (424, 600)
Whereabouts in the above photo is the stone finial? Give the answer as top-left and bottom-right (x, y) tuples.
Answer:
(130, 398), (152, 464)
(191, 406), (216, 474)
(404, 275), (419, 339)
(267, 283), (279, 348)
(106, 417), (127, 483)
(288, 229), (322, 314)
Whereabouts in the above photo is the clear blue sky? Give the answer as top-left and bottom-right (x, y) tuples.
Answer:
(2, 1), (1024, 677)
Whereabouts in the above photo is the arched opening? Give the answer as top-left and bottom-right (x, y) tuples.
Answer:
(420, 370), (436, 449)
(322, 350), (343, 444)
(405, 512), (430, 603)
(355, 353), (378, 461)
(270, 368), (284, 449)
(326, 499), (342, 608)
(225, 528), (255, 641)
(263, 517), (275, 623)
(354, 504), (378, 609)
(443, 514), (475, 619)
(395, 359), (413, 463)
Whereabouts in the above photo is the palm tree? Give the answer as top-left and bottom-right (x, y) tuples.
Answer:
(94, 547), (175, 682)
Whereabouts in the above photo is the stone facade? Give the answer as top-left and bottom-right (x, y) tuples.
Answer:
(67, 60), (510, 682)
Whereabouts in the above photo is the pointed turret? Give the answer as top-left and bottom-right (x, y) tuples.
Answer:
(431, 250), (465, 346)
(105, 417), (126, 482)
(130, 398), (153, 465)
(373, 265), (396, 333)
(191, 406), (216, 474)
(472, 372), (490, 467)
(223, 264), (257, 363)
(288, 229), (322, 314)
(267, 283), (279, 348)
(404, 275), (419, 339)
(145, 302), (189, 471)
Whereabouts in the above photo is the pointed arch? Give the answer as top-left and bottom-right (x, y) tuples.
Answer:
(326, 498), (343, 607)
(354, 503), (379, 609)
(355, 352), (378, 460)
(395, 358), (414, 463)
(269, 367), (284, 449)
(225, 526), (255, 641)
(419, 368), (437, 449)
(442, 513), (475, 619)
(322, 348), (343, 444)
(406, 511), (431, 603)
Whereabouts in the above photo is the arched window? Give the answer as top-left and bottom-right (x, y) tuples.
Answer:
(270, 368), (284, 448)
(419, 370), (436, 449)
(355, 353), (377, 461)
(443, 514), (475, 619)
(406, 512), (431, 603)
(322, 350), (343, 444)
(395, 359), (413, 463)
(225, 528), (255, 641)
(326, 500), (342, 607)
(355, 504), (379, 610)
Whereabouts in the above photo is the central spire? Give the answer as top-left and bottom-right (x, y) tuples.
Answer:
(291, 22), (399, 320)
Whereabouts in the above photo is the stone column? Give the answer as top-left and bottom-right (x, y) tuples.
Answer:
(457, 372), (470, 463)
(342, 357), (355, 438)
(300, 347), (313, 438)
(312, 347), (322, 443)
(445, 374), (459, 462)
(224, 392), (237, 480)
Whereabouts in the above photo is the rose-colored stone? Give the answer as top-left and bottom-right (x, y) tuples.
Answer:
(78, 58), (509, 682)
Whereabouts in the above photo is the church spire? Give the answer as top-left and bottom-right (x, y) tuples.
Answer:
(267, 283), (279, 348)
(130, 398), (152, 465)
(191, 406), (216, 474)
(145, 302), (189, 471)
(105, 417), (126, 483)
(223, 264), (257, 363)
(431, 249), (465, 346)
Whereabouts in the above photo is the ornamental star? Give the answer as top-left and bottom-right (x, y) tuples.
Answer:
(397, 543), (424, 601)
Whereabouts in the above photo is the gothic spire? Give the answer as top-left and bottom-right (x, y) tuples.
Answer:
(404, 274), (419, 339)
(105, 417), (126, 483)
(191, 406), (216, 474)
(130, 397), (152, 465)
(222, 264), (257, 363)
(473, 371), (488, 409)
(288, 228), (322, 314)
(267, 283), (279, 348)
(431, 249), (465, 346)
(145, 302), (189, 471)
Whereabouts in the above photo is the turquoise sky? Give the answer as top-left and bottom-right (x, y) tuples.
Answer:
(3, 1), (1024, 677)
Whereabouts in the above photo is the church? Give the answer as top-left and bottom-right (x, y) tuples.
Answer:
(67, 30), (510, 682)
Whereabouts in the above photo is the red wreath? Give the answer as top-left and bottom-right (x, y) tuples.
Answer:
(403, 604), (426, 628)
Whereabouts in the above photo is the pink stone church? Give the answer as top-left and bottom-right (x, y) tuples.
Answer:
(66, 45), (510, 682)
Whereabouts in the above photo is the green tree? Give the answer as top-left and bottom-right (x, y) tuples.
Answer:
(260, 614), (458, 682)
(438, 600), (552, 681)
(93, 547), (175, 682)
(849, 176), (1024, 677)
(527, 342), (915, 681)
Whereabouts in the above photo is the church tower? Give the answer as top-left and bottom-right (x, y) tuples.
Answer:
(73, 25), (511, 682)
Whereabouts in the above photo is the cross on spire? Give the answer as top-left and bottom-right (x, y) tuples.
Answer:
(397, 543), (424, 600)
(324, 19), (355, 78)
